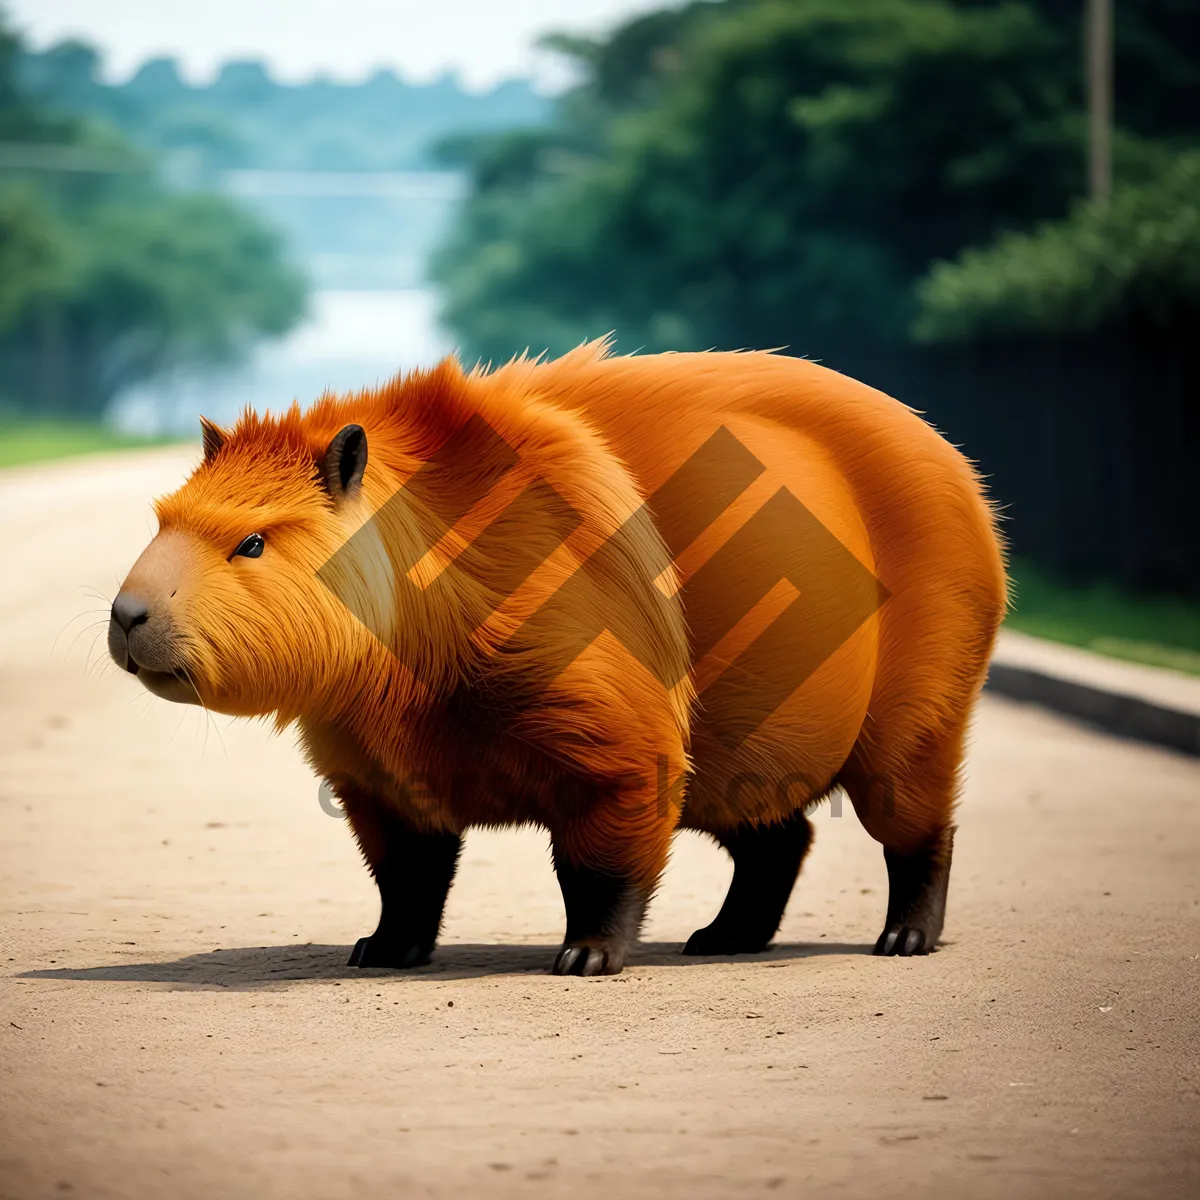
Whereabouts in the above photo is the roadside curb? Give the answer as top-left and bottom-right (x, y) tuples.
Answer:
(986, 631), (1200, 758)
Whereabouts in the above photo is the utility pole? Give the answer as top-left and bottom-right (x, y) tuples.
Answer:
(1086, 0), (1113, 200)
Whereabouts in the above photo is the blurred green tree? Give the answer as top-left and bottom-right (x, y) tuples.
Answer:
(1, 192), (306, 415)
(913, 151), (1200, 340)
(433, 0), (1196, 366)
(0, 15), (306, 416)
(0, 182), (63, 331)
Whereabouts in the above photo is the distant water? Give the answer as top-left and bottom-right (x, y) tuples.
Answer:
(110, 289), (454, 437)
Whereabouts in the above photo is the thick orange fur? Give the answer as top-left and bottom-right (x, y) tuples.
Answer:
(127, 341), (1006, 955)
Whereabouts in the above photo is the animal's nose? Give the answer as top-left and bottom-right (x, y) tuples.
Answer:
(111, 592), (150, 634)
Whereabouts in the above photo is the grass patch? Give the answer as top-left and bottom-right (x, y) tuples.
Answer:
(0, 417), (176, 469)
(1006, 559), (1200, 676)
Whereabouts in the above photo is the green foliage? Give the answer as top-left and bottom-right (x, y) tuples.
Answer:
(0, 183), (63, 330)
(913, 152), (1200, 340)
(0, 183), (307, 414)
(433, 0), (1096, 364)
(434, 0), (1200, 367)
(80, 192), (303, 356)
(0, 15), (308, 416)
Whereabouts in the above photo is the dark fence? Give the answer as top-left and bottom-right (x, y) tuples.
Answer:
(829, 331), (1199, 596)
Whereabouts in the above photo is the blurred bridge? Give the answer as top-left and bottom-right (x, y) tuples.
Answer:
(217, 169), (468, 291)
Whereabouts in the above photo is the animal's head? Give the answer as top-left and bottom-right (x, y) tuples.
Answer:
(108, 410), (398, 720)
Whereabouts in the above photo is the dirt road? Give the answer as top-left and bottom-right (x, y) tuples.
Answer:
(1, 447), (1197, 1199)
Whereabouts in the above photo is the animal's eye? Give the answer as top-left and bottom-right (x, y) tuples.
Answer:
(231, 533), (265, 560)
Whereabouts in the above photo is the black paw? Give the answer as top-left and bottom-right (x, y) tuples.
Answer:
(873, 926), (930, 956)
(552, 943), (623, 976)
(346, 935), (431, 969)
(681, 924), (771, 956)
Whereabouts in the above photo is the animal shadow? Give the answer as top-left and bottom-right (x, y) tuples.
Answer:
(18, 939), (872, 989)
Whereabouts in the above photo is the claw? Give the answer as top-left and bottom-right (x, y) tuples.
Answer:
(552, 945), (614, 976)
(874, 926), (930, 956)
(876, 928), (901, 956)
(553, 946), (582, 975)
(578, 948), (607, 976)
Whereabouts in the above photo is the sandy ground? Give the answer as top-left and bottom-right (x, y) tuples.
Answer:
(1, 446), (1197, 1200)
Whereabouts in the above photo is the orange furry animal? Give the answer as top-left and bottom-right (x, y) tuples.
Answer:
(109, 343), (1006, 975)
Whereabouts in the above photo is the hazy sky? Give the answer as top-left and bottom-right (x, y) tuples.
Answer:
(6, 0), (677, 90)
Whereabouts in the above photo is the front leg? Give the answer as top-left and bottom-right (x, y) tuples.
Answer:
(341, 792), (462, 968)
(548, 770), (679, 977)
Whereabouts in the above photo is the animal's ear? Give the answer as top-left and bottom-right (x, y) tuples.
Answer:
(320, 424), (368, 503)
(200, 416), (226, 463)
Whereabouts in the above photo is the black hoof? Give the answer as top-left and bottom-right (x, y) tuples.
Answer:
(873, 927), (929, 956)
(682, 925), (771, 956)
(347, 936), (431, 969)
(552, 944), (621, 976)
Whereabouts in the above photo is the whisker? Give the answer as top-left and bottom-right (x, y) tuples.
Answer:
(166, 705), (190, 748)
(56, 614), (110, 660)
(83, 635), (104, 679)
(130, 690), (157, 730)
(66, 620), (109, 661)
(85, 632), (119, 680)
(180, 663), (227, 759)
(65, 583), (109, 603)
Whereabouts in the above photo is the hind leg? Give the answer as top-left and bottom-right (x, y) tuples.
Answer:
(841, 721), (965, 957)
(682, 811), (814, 956)
(874, 827), (954, 955)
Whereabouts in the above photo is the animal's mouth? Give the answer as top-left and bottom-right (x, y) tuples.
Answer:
(108, 603), (202, 706)
(127, 663), (202, 706)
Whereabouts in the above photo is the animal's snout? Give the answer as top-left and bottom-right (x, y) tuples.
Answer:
(108, 589), (178, 677)
(110, 592), (149, 636)
(107, 530), (202, 706)
(108, 590), (155, 674)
